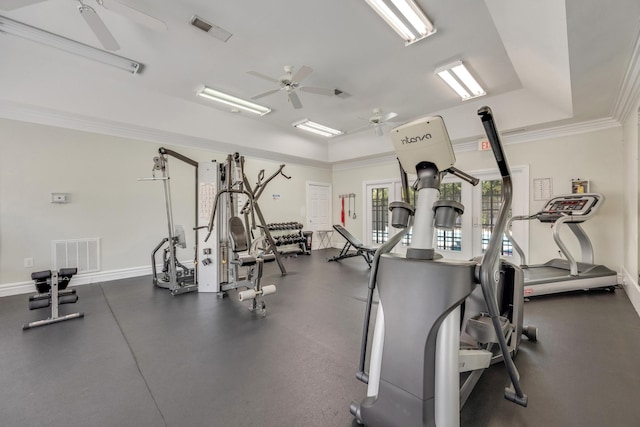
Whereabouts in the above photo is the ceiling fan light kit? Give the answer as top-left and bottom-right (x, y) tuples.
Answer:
(0, 14), (141, 73)
(248, 65), (340, 110)
(435, 61), (486, 100)
(293, 119), (343, 137)
(348, 108), (401, 136)
(197, 86), (272, 116)
(364, 0), (436, 45)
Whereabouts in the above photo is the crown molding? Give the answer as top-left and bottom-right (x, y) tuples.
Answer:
(612, 24), (640, 122)
(332, 116), (621, 170)
(332, 154), (397, 171)
(0, 99), (622, 172)
(499, 117), (620, 145)
(0, 100), (330, 169)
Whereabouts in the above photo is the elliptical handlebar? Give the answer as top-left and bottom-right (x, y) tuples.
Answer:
(478, 107), (510, 178)
(476, 106), (528, 407)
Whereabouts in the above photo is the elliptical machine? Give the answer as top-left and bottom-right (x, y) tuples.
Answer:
(350, 107), (532, 426)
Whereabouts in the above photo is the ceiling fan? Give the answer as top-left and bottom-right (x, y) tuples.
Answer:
(247, 65), (340, 109)
(0, 0), (167, 51)
(351, 108), (401, 136)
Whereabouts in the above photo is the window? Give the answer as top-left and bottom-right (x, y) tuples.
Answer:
(480, 179), (513, 256)
(436, 182), (463, 252)
(363, 165), (528, 261)
(371, 187), (389, 244)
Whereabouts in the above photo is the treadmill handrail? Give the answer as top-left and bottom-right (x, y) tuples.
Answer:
(552, 216), (595, 276)
(506, 193), (603, 272)
(505, 214), (536, 266)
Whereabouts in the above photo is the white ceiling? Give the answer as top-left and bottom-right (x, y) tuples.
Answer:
(0, 0), (639, 166)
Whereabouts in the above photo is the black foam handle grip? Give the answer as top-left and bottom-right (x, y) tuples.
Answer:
(478, 106), (510, 178)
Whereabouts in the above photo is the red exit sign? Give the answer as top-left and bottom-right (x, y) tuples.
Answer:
(478, 139), (491, 151)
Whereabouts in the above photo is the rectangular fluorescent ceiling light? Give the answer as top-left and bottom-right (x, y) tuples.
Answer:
(364, 0), (436, 45)
(435, 61), (486, 101)
(197, 86), (271, 116)
(0, 15), (141, 74)
(293, 119), (343, 137)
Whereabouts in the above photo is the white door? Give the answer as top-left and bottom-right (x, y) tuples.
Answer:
(307, 182), (331, 249)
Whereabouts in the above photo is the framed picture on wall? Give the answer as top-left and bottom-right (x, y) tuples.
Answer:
(571, 179), (589, 194)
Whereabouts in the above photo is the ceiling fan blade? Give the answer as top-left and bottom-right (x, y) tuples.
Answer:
(374, 124), (384, 137)
(288, 91), (303, 109)
(251, 88), (280, 100)
(0, 0), (47, 10)
(78, 4), (120, 51)
(247, 70), (280, 84)
(292, 65), (313, 83)
(98, 0), (167, 32)
(299, 86), (337, 96)
(381, 112), (399, 122)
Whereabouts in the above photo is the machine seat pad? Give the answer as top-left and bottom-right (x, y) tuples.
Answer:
(31, 270), (52, 280)
(333, 224), (364, 248)
(259, 253), (276, 263)
(361, 244), (379, 254)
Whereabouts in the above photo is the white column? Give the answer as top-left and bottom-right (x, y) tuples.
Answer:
(435, 307), (461, 427)
(410, 187), (439, 250)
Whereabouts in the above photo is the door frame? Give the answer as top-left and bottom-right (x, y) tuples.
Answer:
(362, 179), (398, 247)
(306, 181), (332, 249)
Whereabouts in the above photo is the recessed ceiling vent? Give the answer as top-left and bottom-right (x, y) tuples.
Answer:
(189, 15), (232, 42)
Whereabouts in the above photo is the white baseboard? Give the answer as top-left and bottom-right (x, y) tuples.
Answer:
(621, 266), (640, 318)
(0, 261), (194, 298)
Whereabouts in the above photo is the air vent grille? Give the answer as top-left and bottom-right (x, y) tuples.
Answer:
(52, 238), (101, 273)
(189, 15), (232, 42)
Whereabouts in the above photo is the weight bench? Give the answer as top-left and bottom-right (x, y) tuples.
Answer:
(327, 224), (379, 267)
(23, 268), (84, 330)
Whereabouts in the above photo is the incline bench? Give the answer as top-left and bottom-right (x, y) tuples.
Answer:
(327, 224), (379, 267)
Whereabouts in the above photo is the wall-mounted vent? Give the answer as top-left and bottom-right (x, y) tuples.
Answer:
(52, 238), (101, 273)
(189, 15), (232, 42)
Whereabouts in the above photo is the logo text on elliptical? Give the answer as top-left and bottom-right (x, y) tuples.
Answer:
(401, 133), (432, 144)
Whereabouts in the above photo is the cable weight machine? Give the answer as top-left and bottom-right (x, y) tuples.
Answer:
(142, 149), (290, 309)
(140, 148), (201, 295)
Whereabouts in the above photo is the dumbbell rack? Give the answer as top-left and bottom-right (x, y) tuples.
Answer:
(266, 222), (309, 255)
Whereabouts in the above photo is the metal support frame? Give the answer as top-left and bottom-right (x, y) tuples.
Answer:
(144, 148), (199, 295)
(206, 153), (290, 278)
(23, 269), (84, 330)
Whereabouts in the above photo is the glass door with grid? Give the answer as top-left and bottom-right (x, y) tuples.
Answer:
(363, 166), (528, 261)
(471, 168), (529, 262)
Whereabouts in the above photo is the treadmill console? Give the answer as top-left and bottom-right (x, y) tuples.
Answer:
(537, 194), (602, 223)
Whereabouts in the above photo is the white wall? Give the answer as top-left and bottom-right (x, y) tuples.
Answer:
(331, 159), (399, 246)
(0, 119), (330, 288)
(622, 102), (640, 314)
(0, 117), (629, 294)
(331, 127), (625, 272)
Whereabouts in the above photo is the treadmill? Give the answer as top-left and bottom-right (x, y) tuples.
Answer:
(506, 193), (617, 297)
